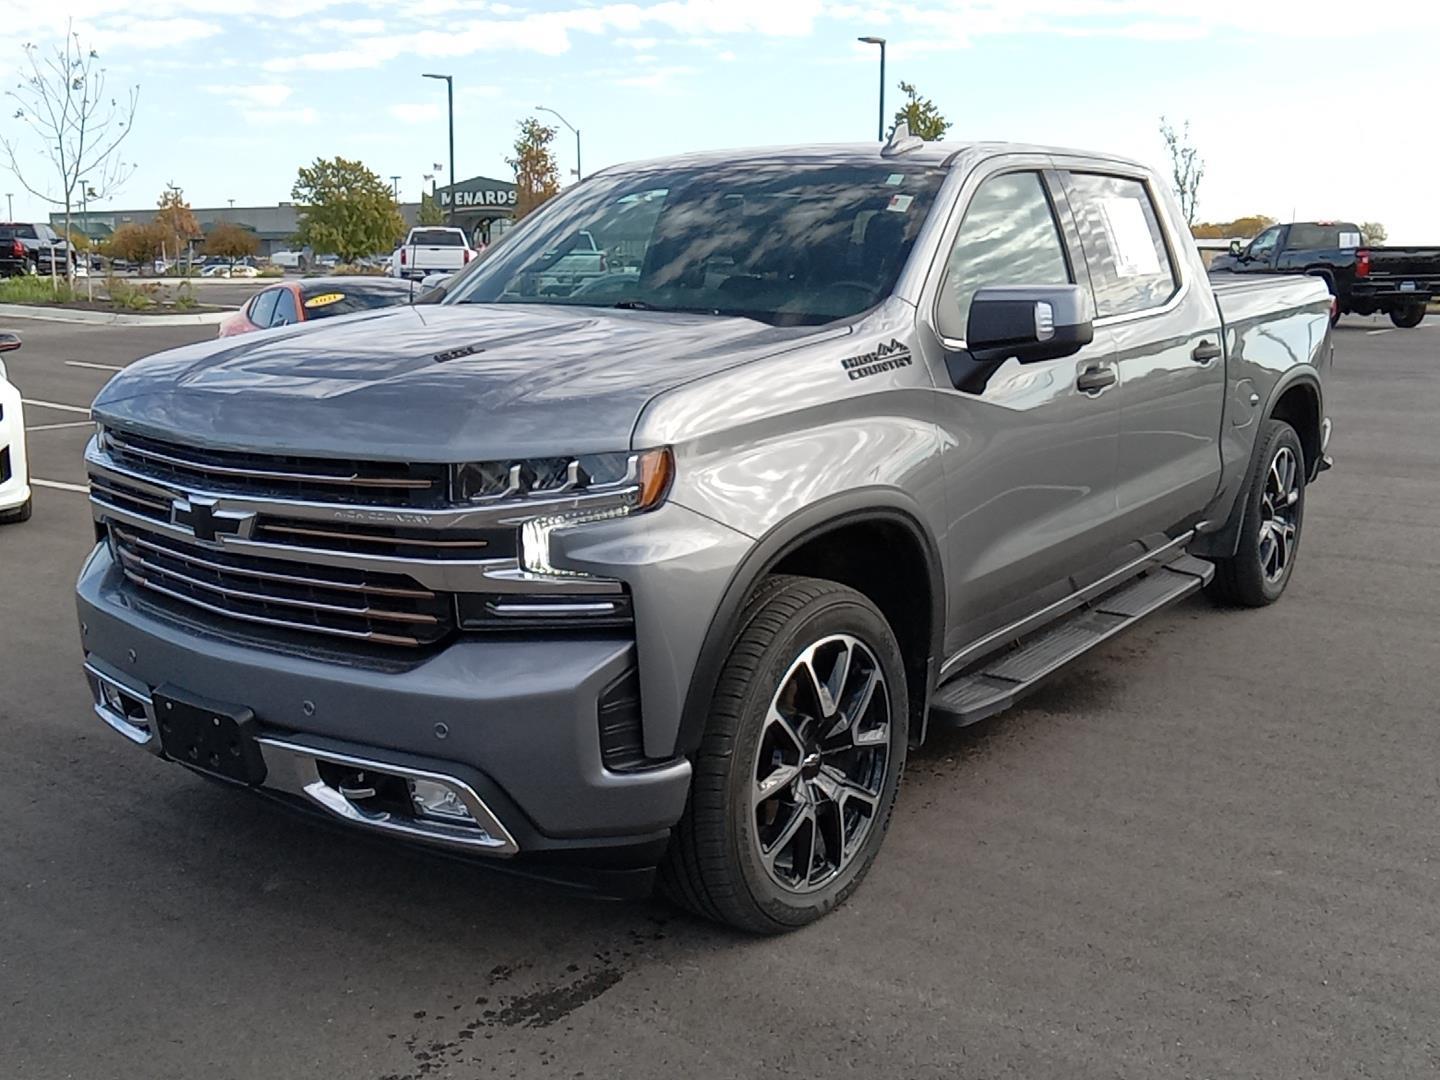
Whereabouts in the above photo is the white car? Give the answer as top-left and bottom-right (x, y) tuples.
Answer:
(0, 332), (31, 524)
(227, 264), (260, 278)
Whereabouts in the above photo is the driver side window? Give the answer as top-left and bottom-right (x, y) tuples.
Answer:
(936, 171), (1072, 341)
(1248, 227), (1281, 259)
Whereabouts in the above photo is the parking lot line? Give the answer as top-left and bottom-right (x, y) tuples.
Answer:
(31, 477), (90, 494)
(22, 398), (92, 415)
(64, 360), (126, 372)
(26, 420), (94, 432)
(1365, 328), (1394, 336)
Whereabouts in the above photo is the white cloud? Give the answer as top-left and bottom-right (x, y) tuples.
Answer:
(613, 65), (697, 89)
(204, 83), (293, 108)
(387, 102), (443, 123)
(241, 105), (318, 126)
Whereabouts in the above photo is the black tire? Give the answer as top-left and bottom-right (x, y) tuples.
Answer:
(0, 496), (32, 525)
(660, 575), (909, 934)
(1207, 419), (1305, 607)
(1390, 304), (1426, 329)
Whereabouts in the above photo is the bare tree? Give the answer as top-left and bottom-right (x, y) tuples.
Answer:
(1159, 116), (1204, 226)
(2, 23), (139, 279)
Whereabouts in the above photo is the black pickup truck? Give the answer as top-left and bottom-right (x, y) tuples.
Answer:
(0, 222), (74, 278)
(1209, 221), (1440, 328)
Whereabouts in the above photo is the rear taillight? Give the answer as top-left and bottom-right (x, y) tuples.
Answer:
(463, 249), (473, 263)
(1355, 249), (1371, 278)
(400, 247), (407, 266)
(9, 240), (22, 259)
(599, 253), (608, 272)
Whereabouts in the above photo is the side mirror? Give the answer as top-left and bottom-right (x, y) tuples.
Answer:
(967, 285), (1093, 365)
(0, 332), (21, 354)
(1229, 240), (1243, 257)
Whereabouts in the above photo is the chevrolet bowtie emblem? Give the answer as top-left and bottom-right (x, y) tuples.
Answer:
(170, 497), (255, 544)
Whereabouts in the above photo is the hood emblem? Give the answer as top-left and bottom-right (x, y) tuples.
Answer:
(841, 338), (913, 381)
(170, 497), (256, 544)
(433, 343), (486, 364)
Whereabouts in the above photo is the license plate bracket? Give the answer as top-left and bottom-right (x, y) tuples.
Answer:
(1400, 280), (1417, 292)
(153, 686), (267, 785)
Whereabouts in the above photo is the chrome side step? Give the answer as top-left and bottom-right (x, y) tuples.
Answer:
(930, 553), (1214, 727)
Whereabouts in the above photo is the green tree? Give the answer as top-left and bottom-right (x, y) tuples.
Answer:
(890, 82), (949, 141)
(65, 230), (91, 252)
(1159, 116), (1205, 226)
(291, 156), (406, 262)
(153, 183), (201, 262)
(417, 191), (446, 226)
(203, 221), (259, 261)
(1192, 214), (1275, 240)
(508, 118), (560, 219)
(1360, 221), (1387, 244)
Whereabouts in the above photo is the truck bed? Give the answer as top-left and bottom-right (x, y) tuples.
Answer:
(1209, 271), (1332, 328)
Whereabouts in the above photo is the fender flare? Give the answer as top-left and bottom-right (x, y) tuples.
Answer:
(672, 489), (946, 758)
(1192, 365), (1323, 560)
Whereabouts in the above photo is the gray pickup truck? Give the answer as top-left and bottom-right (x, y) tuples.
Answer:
(77, 131), (1333, 933)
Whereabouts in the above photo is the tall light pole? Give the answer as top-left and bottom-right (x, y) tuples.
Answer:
(858, 36), (886, 141)
(535, 106), (581, 181)
(4, 193), (11, 219)
(423, 73), (455, 222)
(390, 175), (402, 200)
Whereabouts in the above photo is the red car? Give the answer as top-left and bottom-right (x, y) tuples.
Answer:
(219, 276), (417, 337)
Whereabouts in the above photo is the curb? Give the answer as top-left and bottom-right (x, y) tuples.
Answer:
(0, 303), (229, 326)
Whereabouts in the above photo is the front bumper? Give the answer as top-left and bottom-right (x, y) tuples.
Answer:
(77, 543), (692, 870)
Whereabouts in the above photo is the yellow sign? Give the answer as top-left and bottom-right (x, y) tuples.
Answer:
(303, 292), (345, 309)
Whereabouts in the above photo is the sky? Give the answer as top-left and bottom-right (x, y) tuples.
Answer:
(3, 0), (1439, 241)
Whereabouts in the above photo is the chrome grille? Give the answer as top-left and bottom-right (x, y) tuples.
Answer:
(109, 524), (454, 648)
(102, 428), (447, 507)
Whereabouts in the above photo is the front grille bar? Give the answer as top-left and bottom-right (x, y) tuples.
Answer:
(256, 523), (490, 550)
(107, 433), (434, 490)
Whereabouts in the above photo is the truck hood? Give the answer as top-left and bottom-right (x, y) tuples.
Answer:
(93, 303), (835, 461)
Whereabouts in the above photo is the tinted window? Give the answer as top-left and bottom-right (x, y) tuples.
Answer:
(271, 288), (299, 327)
(1249, 226), (1282, 257)
(248, 289), (280, 327)
(301, 285), (411, 318)
(936, 171), (1071, 340)
(1066, 173), (1178, 317)
(411, 230), (465, 247)
(1286, 223), (1361, 249)
(448, 163), (946, 327)
(0, 224), (38, 239)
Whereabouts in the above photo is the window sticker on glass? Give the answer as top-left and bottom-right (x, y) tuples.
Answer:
(1098, 196), (1162, 277)
(1338, 231), (1361, 249)
(303, 292), (346, 309)
(886, 173), (905, 186)
(886, 193), (914, 213)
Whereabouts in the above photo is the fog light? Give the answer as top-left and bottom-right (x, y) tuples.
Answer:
(101, 682), (126, 714)
(408, 778), (477, 824)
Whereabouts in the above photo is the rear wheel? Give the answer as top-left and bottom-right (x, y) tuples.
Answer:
(1207, 420), (1305, 607)
(1390, 304), (1426, 329)
(660, 575), (908, 933)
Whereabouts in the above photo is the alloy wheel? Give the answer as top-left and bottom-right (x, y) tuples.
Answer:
(1258, 445), (1300, 584)
(752, 634), (890, 894)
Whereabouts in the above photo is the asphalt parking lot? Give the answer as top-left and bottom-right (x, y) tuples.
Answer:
(2, 313), (1438, 1079)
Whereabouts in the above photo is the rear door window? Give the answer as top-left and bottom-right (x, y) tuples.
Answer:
(302, 286), (409, 317)
(936, 171), (1073, 340)
(1064, 173), (1179, 318)
(271, 288), (299, 326)
(248, 289), (280, 327)
(0, 224), (38, 239)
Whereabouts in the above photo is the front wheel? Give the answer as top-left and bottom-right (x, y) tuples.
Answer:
(1207, 419), (1306, 607)
(660, 576), (908, 933)
(1390, 304), (1426, 329)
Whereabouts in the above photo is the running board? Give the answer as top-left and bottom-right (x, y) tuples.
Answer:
(929, 553), (1215, 727)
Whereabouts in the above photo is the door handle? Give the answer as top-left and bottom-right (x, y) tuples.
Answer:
(1191, 340), (1222, 364)
(1076, 366), (1117, 394)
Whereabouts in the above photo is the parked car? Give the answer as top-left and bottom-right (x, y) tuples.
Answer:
(217, 275), (416, 336)
(531, 229), (608, 295)
(76, 135), (1333, 932)
(0, 332), (31, 524)
(1210, 220), (1440, 328)
(270, 250), (303, 271)
(227, 263), (260, 278)
(0, 223), (72, 277)
(389, 226), (475, 280)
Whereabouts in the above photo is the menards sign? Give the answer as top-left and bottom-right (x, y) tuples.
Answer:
(437, 177), (518, 210)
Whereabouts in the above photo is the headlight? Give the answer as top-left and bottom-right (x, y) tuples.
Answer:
(506, 448), (673, 578)
(452, 451), (635, 502)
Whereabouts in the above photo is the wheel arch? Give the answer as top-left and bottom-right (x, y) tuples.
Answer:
(673, 490), (945, 758)
(1193, 367), (1323, 559)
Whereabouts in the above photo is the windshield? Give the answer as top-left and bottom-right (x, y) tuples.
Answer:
(445, 162), (946, 326)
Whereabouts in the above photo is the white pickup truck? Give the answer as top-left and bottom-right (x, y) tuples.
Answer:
(390, 226), (475, 281)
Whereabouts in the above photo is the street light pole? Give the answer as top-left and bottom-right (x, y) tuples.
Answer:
(4, 193), (11, 219)
(535, 106), (581, 181)
(390, 175), (402, 200)
(423, 73), (456, 222)
(858, 36), (886, 141)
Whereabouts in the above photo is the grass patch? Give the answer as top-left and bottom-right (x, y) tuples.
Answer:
(258, 266), (284, 278)
(0, 275), (76, 304)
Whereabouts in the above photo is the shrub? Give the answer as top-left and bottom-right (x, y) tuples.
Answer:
(173, 281), (198, 310)
(257, 266), (284, 278)
(0, 275), (75, 304)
